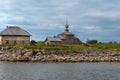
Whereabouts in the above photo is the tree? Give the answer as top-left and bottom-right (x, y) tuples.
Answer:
(86, 40), (98, 44)
(30, 40), (37, 45)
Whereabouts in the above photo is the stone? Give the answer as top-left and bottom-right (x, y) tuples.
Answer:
(17, 56), (29, 61)
(0, 51), (4, 54)
(24, 51), (33, 56)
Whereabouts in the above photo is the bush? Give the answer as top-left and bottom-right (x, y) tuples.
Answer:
(30, 40), (37, 45)
(76, 39), (82, 44)
(86, 40), (98, 44)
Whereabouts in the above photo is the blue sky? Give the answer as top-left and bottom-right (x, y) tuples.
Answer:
(0, 0), (120, 42)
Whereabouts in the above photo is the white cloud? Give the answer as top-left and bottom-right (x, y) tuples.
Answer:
(0, 0), (120, 42)
(83, 11), (120, 19)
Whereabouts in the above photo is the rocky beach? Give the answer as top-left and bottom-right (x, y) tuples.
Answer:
(0, 46), (120, 62)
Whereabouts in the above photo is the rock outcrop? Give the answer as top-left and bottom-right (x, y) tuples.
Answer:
(0, 46), (120, 62)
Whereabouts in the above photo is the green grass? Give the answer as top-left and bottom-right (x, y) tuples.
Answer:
(2, 42), (120, 51)
(23, 42), (84, 52)
(87, 43), (120, 50)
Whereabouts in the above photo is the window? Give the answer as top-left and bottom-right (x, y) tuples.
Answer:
(22, 40), (25, 44)
(14, 40), (17, 44)
(6, 40), (9, 44)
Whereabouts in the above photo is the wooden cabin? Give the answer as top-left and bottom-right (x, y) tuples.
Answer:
(0, 26), (31, 45)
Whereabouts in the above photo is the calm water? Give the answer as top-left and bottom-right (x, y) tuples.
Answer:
(0, 62), (120, 80)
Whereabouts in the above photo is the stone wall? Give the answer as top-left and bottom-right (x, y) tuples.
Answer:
(1, 35), (30, 45)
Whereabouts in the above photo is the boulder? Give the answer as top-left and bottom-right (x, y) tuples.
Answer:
(17, 56), (29, 61)
(24, 51), (33, 56)
(0, 51), (4, 54)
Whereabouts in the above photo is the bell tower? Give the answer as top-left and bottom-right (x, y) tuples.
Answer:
(65, 20), (69, 32)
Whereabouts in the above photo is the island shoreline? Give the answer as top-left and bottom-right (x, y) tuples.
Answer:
(0, 46), (120, 62)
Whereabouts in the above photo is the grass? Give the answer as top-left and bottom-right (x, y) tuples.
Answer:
(86, 43), (120, 50)
(1, 42), (120, 51)
(23, 42), (85, 52)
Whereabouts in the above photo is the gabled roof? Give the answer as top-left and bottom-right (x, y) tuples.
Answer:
(59, 31), (74, 36)
(45, 37), (62, 42)
(57, 35), (66, 40)
(0, 26), (31, 36)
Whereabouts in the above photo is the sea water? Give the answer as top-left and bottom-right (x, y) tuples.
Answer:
(0, 62), (120, 80)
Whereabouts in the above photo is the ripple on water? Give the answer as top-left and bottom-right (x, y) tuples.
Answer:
(0, 62), (120, 80)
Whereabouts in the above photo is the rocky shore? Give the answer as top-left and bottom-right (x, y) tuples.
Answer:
(0, 46), (120, 62)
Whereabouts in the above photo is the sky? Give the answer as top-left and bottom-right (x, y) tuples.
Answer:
(0, 0), (120, 42)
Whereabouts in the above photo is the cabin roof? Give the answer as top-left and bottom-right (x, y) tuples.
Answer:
(0, 26), (31, 36)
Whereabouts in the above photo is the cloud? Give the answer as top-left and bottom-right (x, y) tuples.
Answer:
(0, 0), (120, 42)
(84, 11), (120, 20)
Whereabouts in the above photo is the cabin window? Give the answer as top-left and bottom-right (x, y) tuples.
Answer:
(6, 40), (9, 44)
(14, 40), (17, 44)
(22, 40), (25, 44)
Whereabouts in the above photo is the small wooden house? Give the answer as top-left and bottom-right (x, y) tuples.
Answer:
(0, 26), (31, 45)
(45, 37), (62, 45)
